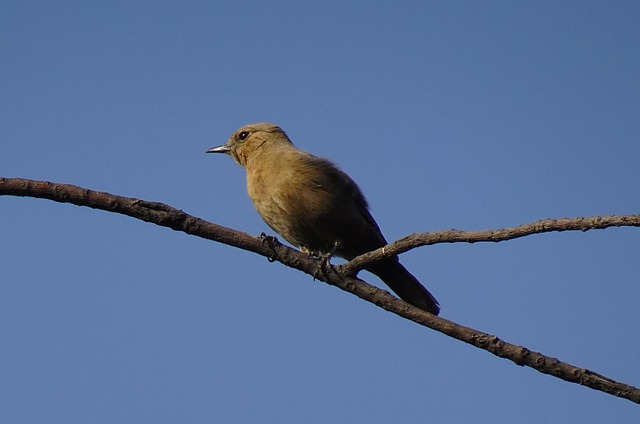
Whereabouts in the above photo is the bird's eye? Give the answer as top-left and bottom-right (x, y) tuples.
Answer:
(238, 131), (250, 141)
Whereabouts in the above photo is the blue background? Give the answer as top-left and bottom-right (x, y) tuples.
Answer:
(1, 1), (639, 422)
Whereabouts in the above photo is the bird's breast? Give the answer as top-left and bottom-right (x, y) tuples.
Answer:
(245, 162), (340, 253)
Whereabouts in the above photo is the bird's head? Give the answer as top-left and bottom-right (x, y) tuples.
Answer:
(206, 122), (293, 168)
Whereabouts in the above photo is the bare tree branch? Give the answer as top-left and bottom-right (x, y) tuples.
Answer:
(342, 215), (640, 275)
(1, 177), (639, 404)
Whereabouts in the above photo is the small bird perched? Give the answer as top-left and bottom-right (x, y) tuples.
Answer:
(207, 123), (440, 315)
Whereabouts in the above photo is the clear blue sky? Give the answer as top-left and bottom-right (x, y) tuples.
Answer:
(1, 1), (639, 422)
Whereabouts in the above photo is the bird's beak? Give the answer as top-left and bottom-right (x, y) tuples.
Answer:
(206, 144), (231, 154)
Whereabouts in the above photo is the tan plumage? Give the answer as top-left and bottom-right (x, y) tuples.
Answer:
(207, 123), (440, 314)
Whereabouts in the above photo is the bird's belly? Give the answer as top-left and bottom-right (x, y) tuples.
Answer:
(248, 182), (339, 254)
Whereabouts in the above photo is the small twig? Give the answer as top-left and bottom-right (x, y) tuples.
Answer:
(341, 215), (640, 275)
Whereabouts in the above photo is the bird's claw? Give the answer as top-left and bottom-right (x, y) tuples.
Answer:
(312, 256), (329, 280)
(311, 241), (340, 280)
(260, 232), (278, 262)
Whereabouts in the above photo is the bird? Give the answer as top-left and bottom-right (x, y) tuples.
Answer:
(206, 123), (440, 315)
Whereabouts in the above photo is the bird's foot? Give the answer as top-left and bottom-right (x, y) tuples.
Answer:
(260, 232), (279, 262)
(312, 241), (341, 280)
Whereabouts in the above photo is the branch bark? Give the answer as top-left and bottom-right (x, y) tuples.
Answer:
(342, 215), (640, 275)
(1, 177), (639, 404)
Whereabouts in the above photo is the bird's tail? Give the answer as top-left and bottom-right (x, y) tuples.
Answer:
(366, 259), (440, 315)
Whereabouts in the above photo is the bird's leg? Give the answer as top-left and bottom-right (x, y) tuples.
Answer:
(299, 246), (323, 280)
(260, 232), (279, 262)
(312, 241), (341, 280)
